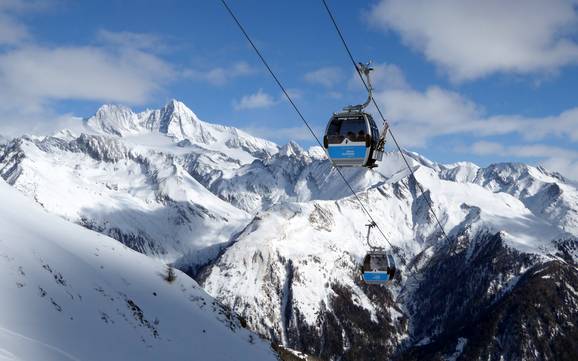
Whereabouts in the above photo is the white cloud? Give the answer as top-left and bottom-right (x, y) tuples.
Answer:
(233, 89), (277, 110)
(368, 0), (578, 82)
(0, 44), (175, 136)
(280, 88), (303, 101)
(0, 12), (175, 136)
(373, 85), (484, 147)
(541, 157), (578, 180)
(345, 62), (578, 148)
(0, 112), (87, 137)
(304, 66), (344, 88)
(519, 108), (578, 142)
(367, 65), (578, 148)
(184, 61), (255, 86)
(96, 29), (167, 52)
(478, 111), (578, 143)
(366, 64), (578, 180)
(0, 46), (174, 106)
(0, 2), (178, 138)
(0, 13), (28, 45)
(471, 141), (578, 159)
(0, 0), (45, 45)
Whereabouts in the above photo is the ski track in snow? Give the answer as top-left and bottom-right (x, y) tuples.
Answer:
(0, 326), (81, 361)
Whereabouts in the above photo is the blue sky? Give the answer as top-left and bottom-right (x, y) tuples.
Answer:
(1, 0), (578, 178)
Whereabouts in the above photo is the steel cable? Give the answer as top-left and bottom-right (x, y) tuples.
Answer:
(220, 0), (396, 250)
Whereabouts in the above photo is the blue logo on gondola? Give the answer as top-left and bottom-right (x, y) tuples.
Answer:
(328, 145), (366, 159)
(363, 272), (389, 281)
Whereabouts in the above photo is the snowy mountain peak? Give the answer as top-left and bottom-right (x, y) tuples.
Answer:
(97, 103), (133, 117)
(86, 99), (207, 142)
(162, 99), (195, 117)
(86, 104), (142, 137)
(307, 146), (326, 160)
(278, 140), (304, 157)
(153, 99), (214, 143)
(474, 162), (552, 189)
(83, 100), (279, 162)
(440, 161), (481, 183)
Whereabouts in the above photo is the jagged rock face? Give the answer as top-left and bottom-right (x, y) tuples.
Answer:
(404, 232), (540, 344)
(0, 138), (25, 183)
(294, 282), (407, 361)
(199, 198), (412, 361)
(400, 236), (578, 361)
(1, 100), (578, 361)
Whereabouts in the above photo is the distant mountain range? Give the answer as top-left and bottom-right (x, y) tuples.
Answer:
(1, 100), (576, 361)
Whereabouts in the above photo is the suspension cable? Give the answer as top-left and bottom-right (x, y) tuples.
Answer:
(320, 0), (453, 249)
(220, 0), (395, 250)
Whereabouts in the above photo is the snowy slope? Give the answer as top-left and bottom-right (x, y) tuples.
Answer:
(0, 179), (276, 361)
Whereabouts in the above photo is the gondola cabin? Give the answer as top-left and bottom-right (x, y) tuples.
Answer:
(323, 110), (383, 168)
(362, 250), (396, 285)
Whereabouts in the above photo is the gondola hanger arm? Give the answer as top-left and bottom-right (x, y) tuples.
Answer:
(344, 61), (374, 112)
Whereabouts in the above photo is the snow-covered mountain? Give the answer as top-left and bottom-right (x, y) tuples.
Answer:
(1, 100), (577, 361)
(0, 178), (276, 361)
(199, 161), (578, 360)
(0, 100), (282, 265)
(86, 100), (278, 162)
